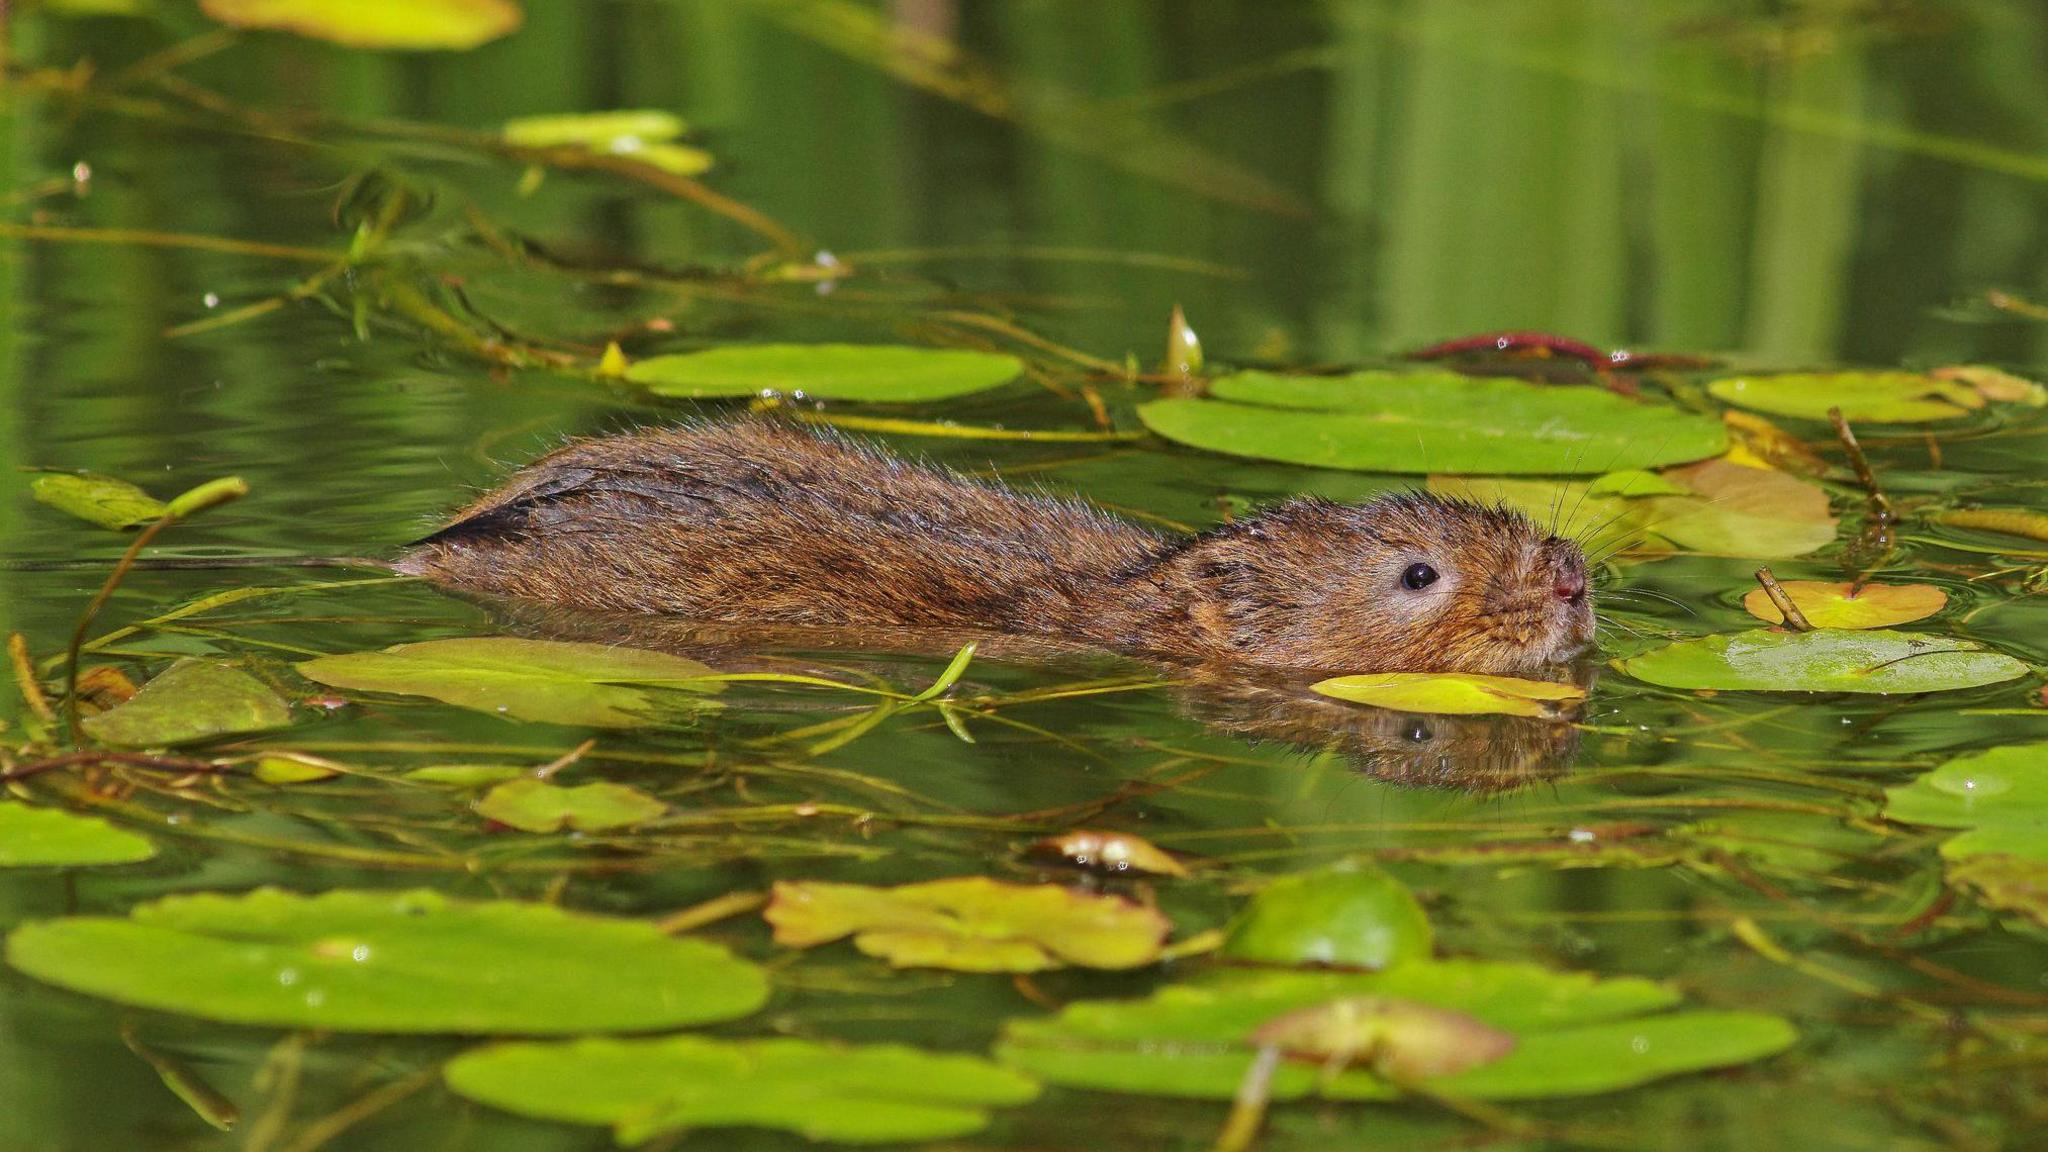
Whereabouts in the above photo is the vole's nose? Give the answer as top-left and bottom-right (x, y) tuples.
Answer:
(1554, 571), (1587, 603)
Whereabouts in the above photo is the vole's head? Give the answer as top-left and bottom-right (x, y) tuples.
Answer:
(1163, 493), (1593, 675)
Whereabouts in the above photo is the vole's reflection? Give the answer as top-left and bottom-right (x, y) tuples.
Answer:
(476, 600), (1583, 794)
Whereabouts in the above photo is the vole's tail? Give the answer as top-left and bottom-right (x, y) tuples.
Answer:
(0, 555), (400, 574)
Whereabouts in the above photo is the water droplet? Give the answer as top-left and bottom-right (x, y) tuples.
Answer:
(277, 968), (299, 986)
(1568, 828), (1596, 844)
(1630, 1035), (1650, 1054)
(202, 293), (220, 309)
(351, 945), (371, 963)
(305, 990), (326, 1007)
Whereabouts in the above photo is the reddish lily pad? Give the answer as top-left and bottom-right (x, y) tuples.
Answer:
(765, 877), (1169, 972)
(1249, 996), (1516, 1081)
(1740, 581), (1947, 629)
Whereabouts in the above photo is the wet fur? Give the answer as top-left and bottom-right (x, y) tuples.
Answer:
(401, 421), (1592, 675)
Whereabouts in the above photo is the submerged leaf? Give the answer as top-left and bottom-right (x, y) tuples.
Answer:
(1616, 629), (2029, 694)
(1707, 372), (1981, 423)
(31, 473), (166, 530)
(1249, 996), (1516, 1081)
(765, 877), (1168, 972)
(1311, 672), (1584, 718)
(1138, 371), (1726, 475)
(1220, 865), (1432, 970)
(476, 779), (666, 833)
(0, 804), (156, 867)
(446, 1035), (1040, 1145)
(199, 0), (523, 50)
(250, 753), (344, 785)
(626, 344), (1024, 402)
(81, 659), (293, 747)
(996, 963), (1794, 1101)
(1882, 746), (2048, 863)
(4, 888), (766, 1033)
(1740, 581), (1946, 629)
(296, 638), (722, 728)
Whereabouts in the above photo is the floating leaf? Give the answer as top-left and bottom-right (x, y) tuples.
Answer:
(1931, 364), (2047, 406)
(1882, 746), (2048, 863)
(5, 888), (766, 1033)
(1935, 508), (2048, 545)
(31, 473), (166, 530)
(996, 963), (1794, 1101)
(1707, 372), (1981, 423)
(199, 0), (522, 50)
(1435, 458), (1836, 561)
(476, 779), (666, 833)
(626, 344), (1024, 403)
(1945, 854), (2048, 934)
(1248, 996), (1516, 1081)
(447, 1035), (1040, 1145)
(1311, 672), (1584, 718)
(163, 476), (247, 519)
(1219, 865), (1431, 970)
(504, 110), (686, 148)
(1740, 581), (1946, 629)
(765, 877), (1168, 972)
(81, 659), (293, 747)
(0, 804), (156, 867)
(297, 638), (722, 728)
(250, 753), (343, 785)
(405, 764), (527, 787)
(1025, 830), (1188, 877)
(1616, 629), (2029, 694)
(1138, 372), (1726, 475)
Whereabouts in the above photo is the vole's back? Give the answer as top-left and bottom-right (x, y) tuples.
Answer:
(400, 421), (1164, 635)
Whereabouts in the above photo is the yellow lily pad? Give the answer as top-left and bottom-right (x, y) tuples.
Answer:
(1311, 672), (1586, 718)
(1740, 581), (1947, 629)
(200, 0), (522, 51)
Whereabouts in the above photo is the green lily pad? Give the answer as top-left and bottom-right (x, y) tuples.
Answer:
(1615, 629), (2030, 694)
(31, 472), (166, 530)
(405, 764), (528, 787)
(250, 753), (344, 785)
(81, 660), (294, 747)
(0, 804), (156, 867)
(296, 637), (722, 728)
(199, 0), (523, 50)
(1882, 746), (2048, 862)
(1311, 672), (1585, 718)
(445, 1036), (1040, 1145)
(765, 877), (1169, 972)
(995, 963), (1794, 1101)
(1219, 864), (1432, 969)
(1708, 372), (1981, 423)
(626, 344), (1024, 403)
(5, 888), (766, 1034)
(476, 779), (666, 833)
(1137, 371), (1726, 475)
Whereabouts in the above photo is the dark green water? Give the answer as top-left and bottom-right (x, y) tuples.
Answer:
(3, 2), (2047, 1149)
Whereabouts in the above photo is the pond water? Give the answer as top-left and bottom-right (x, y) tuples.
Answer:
(3, 2), (2047, 1149)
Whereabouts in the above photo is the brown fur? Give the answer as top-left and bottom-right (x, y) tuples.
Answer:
(400, 421), (1594, 676)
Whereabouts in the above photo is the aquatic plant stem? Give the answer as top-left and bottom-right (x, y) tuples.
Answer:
(62, 516), (174, 743)
(1753, 568), (1815, 631)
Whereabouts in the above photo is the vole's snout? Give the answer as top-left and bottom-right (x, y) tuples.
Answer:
(1542, 538), (1591, 607)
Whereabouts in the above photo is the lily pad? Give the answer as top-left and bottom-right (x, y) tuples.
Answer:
(296, 637), (722, 728)
(626, 344), (1024, 403)
(446, 1035), (1040, 1146)
(1219, 865), (1432, 969)
(31, 473), (166, 530)
(1024, 830), (1188, 877)
(1616, 629), (2030, 694)
(1137, 371), (1726, 475)
(405, 764), (527, 787)
(199, 0), (523, 50)
(1707, 372), (1982, 423)
(250, 753), (344, 785)
(0, 804), (156, 867)
(1881, 746), (2048, 863)
(765, 877), (1168, 972)
(4, 888), (766, 1033)
(1311, 672), (1585, 718)
(1249, 996), (1516, 1081)
(1434, 458), (1836, 560)
(1741, 581), (1947, 629)
(81, 659), (294, 747)
(995, 962), (1794, 1101)
(504, 110), (686, 148)
(1944, 854), (2048, 935)
(475, 779), (667, 833)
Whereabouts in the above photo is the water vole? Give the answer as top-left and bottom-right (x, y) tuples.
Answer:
(398, 421), (1594, 676)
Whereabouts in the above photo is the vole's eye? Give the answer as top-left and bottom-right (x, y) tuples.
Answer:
(1404, 720), (1435, 743)
(1400, 562), (1439, 591)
